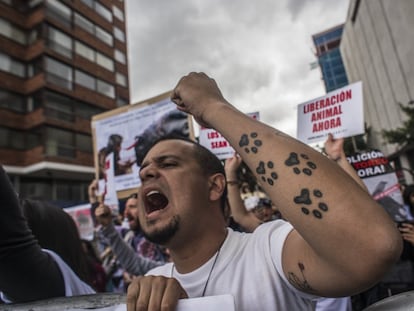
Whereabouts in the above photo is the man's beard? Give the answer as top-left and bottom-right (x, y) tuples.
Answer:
(142, 215), (180, 245)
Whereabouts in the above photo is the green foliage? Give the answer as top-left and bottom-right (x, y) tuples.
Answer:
(382, 103), (414, 148)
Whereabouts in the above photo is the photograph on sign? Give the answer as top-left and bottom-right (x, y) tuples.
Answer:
(347, 149), (407, 222)
(92, 92), (194, 197)
(296, 81), (364, 144)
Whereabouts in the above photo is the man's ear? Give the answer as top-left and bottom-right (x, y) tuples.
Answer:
(208, 173), (226, 202)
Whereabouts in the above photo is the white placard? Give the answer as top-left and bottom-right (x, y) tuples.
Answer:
(296, 81), (364, 144)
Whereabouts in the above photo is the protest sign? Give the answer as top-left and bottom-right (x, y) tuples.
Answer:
(64, 204), (95, 241)
(91, 91), (194, 199)
(347, 150), (408, 222)
(199, 111), (259, 160)
(297, 81), (364, 144)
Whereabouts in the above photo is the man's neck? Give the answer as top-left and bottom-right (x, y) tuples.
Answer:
(169, 227), (228, 274)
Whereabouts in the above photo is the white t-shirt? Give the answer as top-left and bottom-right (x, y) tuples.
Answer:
(1, 250), (95, 303)
(315, 297), (352, 311)
(147, 220), (317, 311)
(44, 249), (95, 297)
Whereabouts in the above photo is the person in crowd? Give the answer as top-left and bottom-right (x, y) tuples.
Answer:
(125, 72), (402, 311)
(0, 165), (95, 302)
(89, 180), (168, 291)
(81, 239), (107, 293)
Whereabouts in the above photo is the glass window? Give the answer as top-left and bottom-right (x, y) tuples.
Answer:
(46, 127), (75, 158)
(48, 27), (72, 58)
(74, 13), (94, 35)
(76, 133), (93, 152)
(96, 52), (114, 71)
(10, 131), (25, 150)
(27, 29), (39, 45)
(0, 90), (27, 112)
(0, 17), (27, 45)
(95, 2), (112, 22)
(0, 52), (25, 77)
(75, 41), (95, 62)
(80, 0), (93, 8)
(114, 49), (126, 64)
(116, 97), (128, 107)
(115, 72), (127, 87)
(0, 127), (8, 147)
(95, 26), (113, 46)
(46, 0), (71, 26)
(97, 79), (115, 98)
(113, 26), (125, 42)
(45, 57), (73, 89)
(75, 70), (95, 90)
(77, 102), (103, 119)
(44, 91), (74, 122)
(112, 5), (124, 21)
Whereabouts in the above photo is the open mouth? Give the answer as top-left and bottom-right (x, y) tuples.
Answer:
(145, 190), (169, 214)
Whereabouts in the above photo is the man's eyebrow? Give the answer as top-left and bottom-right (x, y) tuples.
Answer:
(139, 155), (181, 171)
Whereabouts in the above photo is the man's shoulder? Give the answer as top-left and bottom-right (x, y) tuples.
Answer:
(146, 262), (173, 276)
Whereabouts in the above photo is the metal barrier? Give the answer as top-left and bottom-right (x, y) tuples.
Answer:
(0, 293), (126, 311)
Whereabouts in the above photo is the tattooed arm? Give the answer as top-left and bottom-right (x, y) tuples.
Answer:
(171, 72), (402, 297)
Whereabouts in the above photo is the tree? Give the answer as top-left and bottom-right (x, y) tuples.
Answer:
(382, 102), (414, 149)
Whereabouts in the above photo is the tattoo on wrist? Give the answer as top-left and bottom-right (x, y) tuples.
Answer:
(288, 263), (316, 293)
(256, 161), (278, 186)
(285, 152), (317, 176)
(239, 132), (262, 154)
(294, 188), (328, 219)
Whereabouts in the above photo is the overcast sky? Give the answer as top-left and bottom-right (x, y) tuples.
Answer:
(125, 0), (350, 137)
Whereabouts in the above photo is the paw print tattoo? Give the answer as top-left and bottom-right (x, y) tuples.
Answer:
(293, 188), (328, 219)
(239, 132), (262, 154)
(256, 161), (278, 186)
(284, 152), (317, 176)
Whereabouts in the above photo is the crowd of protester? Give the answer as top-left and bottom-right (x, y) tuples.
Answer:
(0, 72), (409, 310)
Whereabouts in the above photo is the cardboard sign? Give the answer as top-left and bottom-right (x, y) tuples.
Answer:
(64, 204), (95, 241)
(347, 150), (408, 222)
(91, 91), (194, 199)
(198, 111), (260, 160)
(297, 82), (364, 144)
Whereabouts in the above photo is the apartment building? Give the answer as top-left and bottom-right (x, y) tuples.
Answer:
(0, 0), (130, 206)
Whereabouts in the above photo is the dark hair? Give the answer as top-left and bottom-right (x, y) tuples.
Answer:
(106, 134), (123, 153)
(403, 184), (414, 207)
(20, 199), (90, 284)
(143, 135), (228, 212)
(127, 192), (138, 200)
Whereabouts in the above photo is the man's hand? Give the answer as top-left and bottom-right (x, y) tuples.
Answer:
(399, 223), (414, 245)
(324, 133), (345, 162)
(224, 153), (242, 181)
(127, 275), (188, 311)
(171, 72), (229, 128)
(94, 203), (112, 227)
(88, 180), (99, 204)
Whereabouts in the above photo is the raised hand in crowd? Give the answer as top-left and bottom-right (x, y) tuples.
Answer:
(399, 222), (414, 245)
(324, 133), (368, 192)
(224, 153), (262, 232)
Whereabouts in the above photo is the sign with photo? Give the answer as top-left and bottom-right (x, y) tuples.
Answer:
(347, 149), (408, 222)
(91, 91), (194, 199)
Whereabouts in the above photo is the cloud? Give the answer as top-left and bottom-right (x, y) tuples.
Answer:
(126, 0), (350, 137)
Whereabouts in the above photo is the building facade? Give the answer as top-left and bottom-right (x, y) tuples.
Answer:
(340, 0), (414, 184)
(312, 24), (349, 93)
(0, 0), (129, 206)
